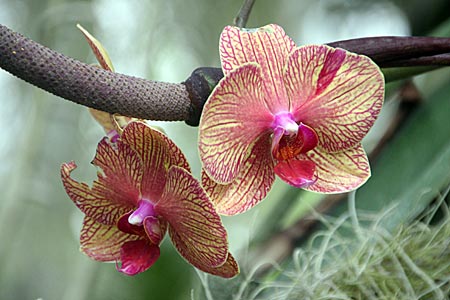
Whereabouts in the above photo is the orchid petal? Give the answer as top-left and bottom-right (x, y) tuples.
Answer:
(121, 122), (189, 200)
(298, 123), (319, 153)
(61, 147), (139, 225)
(89, 109), (117, 134)
(117, 239), (160, 276)
(92, 138), (142, 204)
(199, 63), (273, 183)
(196, 252), (239, 278)
(274, 159), (316, 188)
(156, 166), (228, 268)
(143, 216), (168, 246)
(123, 122), (190, 171)
(304, 144), (371, 193)
(285, 45), (384, 152)
(89, 108), (136, 136)
(77, 24), (114, 71)
(202, 134), (275, 215)
(80, 216), (139, 262)
(220, 24), (295, 111)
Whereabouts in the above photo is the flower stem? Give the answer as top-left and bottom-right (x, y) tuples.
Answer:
(234, 0), (256, 28)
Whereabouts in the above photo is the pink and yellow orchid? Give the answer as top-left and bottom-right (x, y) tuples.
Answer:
(61, 122), (238, 278)
(199, 24), (384, 215)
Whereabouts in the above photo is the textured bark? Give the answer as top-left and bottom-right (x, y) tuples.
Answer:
(1, 23), (450, 125)
(0, 24), (191, 121)
(327, 36), (450, 64)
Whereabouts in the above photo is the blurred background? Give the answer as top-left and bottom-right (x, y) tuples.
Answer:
(0, 0), (449, 299)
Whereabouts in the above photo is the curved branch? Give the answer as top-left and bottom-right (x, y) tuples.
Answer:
(0, 24), (192, 122)
(1, 23), (450, 126)
(234, 0), (256, 28)
(327, 36), (450, 64)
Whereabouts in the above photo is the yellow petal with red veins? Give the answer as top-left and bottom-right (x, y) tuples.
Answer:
(77, 24), (114, 71)
(304, 144), (371, 193)
(198, 252), (239, 278)
(89, 109), (117, 133)
(199, 63), (273, 184)
(80, 216), (140, 262)
(121, 122), (190, 200)
(92, 138), (142, 205)
(156, 166), (229, 269)
(202, 134), (274, 215)
(284, 45), (384, 152)
(220, 24), (295, 112)
(61, 139), (141, 225)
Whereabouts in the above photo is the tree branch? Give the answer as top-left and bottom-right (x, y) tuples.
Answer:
(1, 23), (450, 126)
(234, 0), (256, 28)
(327, 36), (450, 64)
(0, 24), (191, 121)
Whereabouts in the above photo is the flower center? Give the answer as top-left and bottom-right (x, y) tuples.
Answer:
(271, 112), (318, 161)
(128, 199), (156, 226)
(272, 112), (298, 136)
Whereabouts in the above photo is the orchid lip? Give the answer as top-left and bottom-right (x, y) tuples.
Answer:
(128, 199), (156, 225)
(272, 111), (298, 136)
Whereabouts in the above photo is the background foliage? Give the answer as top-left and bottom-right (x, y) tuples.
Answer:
(0, 0), (449, 299)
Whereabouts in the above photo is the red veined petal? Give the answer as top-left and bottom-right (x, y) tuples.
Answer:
(77, 24), (114, 71)
(92, 138), (142, 204)
(117, 240), (160, 276)
(196, 252), (239, 278)
(155, 166), (228, 268)
(304, 144), (371, 193)
(121, 122), (189, 200)
(202, 134), (275, 215)
(61, 153), (138, 225)
(80, 216), (140, 262)
(123, 122), (189, 170)
(274, 159), (316, 188)
(220, 24), (295, 112)
(285, 45), (384, 152)
(199, 63), (273, 183)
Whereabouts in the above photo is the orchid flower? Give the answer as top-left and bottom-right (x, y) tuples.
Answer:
(199, 24), (384, 215)
(61, 122), (238, 277)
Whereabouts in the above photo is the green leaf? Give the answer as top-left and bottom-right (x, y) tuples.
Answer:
(351, 79), (450, 230)
(382, 66), (440, 83)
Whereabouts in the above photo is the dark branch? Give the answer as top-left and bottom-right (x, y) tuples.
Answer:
(234, 0), (256, 28)
(0, 24), (191, 122)
(380, 53), (450, 67)
(327, 36), (450, 64)
(1, 23), (450, 127)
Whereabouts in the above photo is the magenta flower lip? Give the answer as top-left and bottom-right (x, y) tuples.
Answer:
(199, 24), (384, 215)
